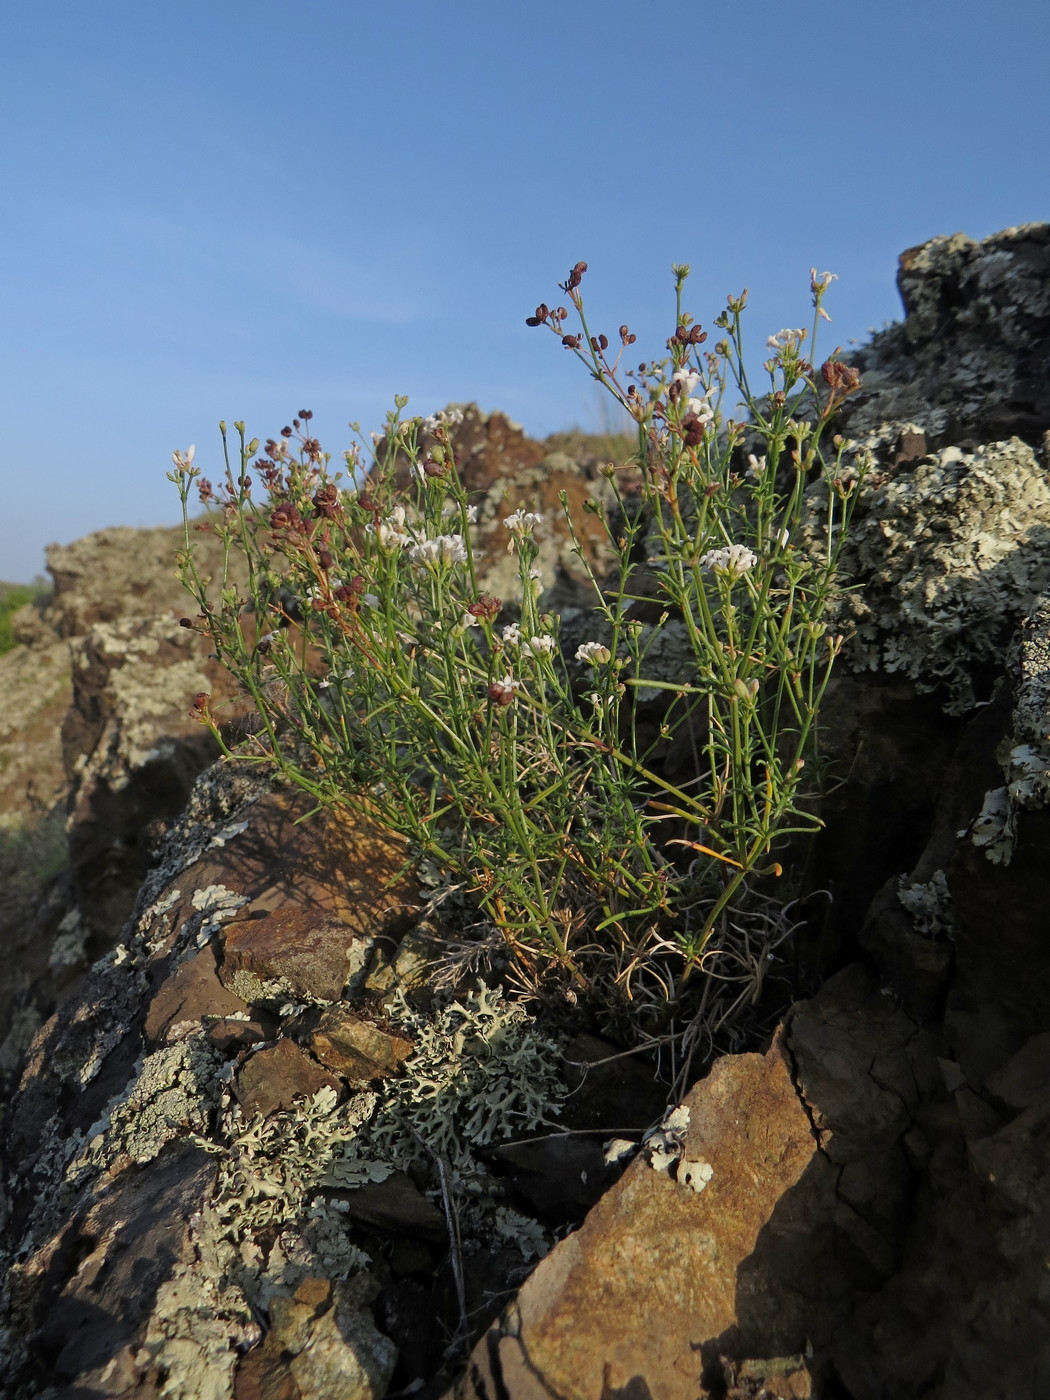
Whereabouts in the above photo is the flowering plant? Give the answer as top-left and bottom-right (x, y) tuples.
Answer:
(170, 264), (865, 1037)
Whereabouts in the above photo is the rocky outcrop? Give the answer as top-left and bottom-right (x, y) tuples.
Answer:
(0, 761), (666, 1398)
(0, 414), (618, 1090)
(838, 223), (1050, 446)
(4, 227), (1050, 1399)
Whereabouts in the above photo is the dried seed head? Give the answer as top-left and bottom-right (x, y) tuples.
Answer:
(467, 594), (502, 621)
(270, 503), (304, 532)
(488, 673), (521, 706)
(312, 483), (341, 518)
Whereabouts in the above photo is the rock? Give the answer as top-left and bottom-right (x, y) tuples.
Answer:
(221, 909), (375, 1005)
(985, 1031), (1050, 1111)
(7, 227), (1050, 1400)
(452, 1033), (816, 1400)
(393, 404), (621, 612)
(11, 1145), (221, 1399)
(205, 1016), (275, 1053)
(361, 921), (447, 999)
(332, 1171), (446, 1239)
(144, 943), (253, 1045)
(234, 1037), (345, 1118)
(840, 223), (1050, 445)
(305, 1005), (414, 1080)
(235, 1276), (397, 1400)
(724, 1355), (814, 1399)
(801, 436), (1050, 716)
(43, 521), (242, 641)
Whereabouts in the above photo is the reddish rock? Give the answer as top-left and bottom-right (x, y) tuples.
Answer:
(204, 1017), (273, 1052)
(143, 945), (251, 1045)
(233, 1038), (343, 1119)
(452, 1034), (815, 1400)
(221, 908), (367, 1004)
(306, 1005), (414, 1079)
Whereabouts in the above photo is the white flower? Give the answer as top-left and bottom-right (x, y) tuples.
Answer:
(408, 534), (468, 568)
(810, 268), (838, 293)
(766, 328), (807, 351)
(501, 623), (522, 646)
(672, 367), (702, 396)
(776, 529), (790, 548)
(318, 667), (355, 689)
(526, 634), (555, 656)
(746, 453), (767, 478)
(459, 611), (480, 629)
(369, 504), (413, 552)
(443, 502), (478, 524)
(576, 641), (612, 665)
(503, 509), (543, 551)
(700, 544), (758, 578)
(171, 445), (196, 473)
(686, 395), (715, 425)
(488, 673), (521, 705)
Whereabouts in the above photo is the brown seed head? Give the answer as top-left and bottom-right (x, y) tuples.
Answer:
(270, 502), (304, 532)
(467, 594), (502, 621)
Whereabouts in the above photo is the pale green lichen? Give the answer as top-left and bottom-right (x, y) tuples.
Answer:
(488, 1205), (550, 1261)
(77, 1038), (223, 1170)
(222, 968), (298, 1005)
(366, 984), (567, 1176)
(898, 870), (954, 939)
(801, 437), (1050, 714)
(971, 590), (1050, 863)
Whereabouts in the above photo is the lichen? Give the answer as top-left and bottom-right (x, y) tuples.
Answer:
(897, 870), (954, 939)
(365, 985), (567, 1177)
(801, 437), (1050, 714)
(643, 1103), (714, 1193)
(76, 1038), (224, 1170)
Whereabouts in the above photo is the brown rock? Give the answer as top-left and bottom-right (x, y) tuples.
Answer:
(985, 1031), (1050, 1111)
(452, 1034), (815, 1400)
(233, 796), (420, 936)
(235, 1335), (302, 1400)
(306, 1005), (414, 1079)
(144, 944), (252, 1044)
(141, 790), (421, 970)
(334, 1172), (446, 1240)
(19, 1147), (217, 1397)
(221, 908), (366, 1004)
(259, 1277), (396, 1400)
(205, 1016), (273, 1052)
(234, 1038), (343, 1118)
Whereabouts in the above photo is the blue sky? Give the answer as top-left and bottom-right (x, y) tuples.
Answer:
(3, 0), (1047, 581)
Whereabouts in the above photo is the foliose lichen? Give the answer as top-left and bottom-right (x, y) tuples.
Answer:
(897, 870), (954, 939)
(971, 589), (1050, 864)
(801, 435), (1050, 714)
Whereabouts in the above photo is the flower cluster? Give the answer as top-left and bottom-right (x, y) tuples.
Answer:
(173, 259), (864, 1035)
(575, 641), (612, 665)
(503, 509), (543, 552)
(408, 534), (468, 568)
(700, 544), (758, 579)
